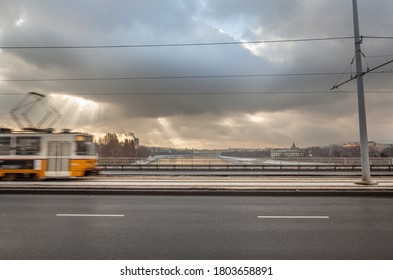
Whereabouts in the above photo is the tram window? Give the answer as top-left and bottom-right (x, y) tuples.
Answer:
(76, 135), (96, 155)
(0, 137), (11, 155)
(16, 137), (41, 155)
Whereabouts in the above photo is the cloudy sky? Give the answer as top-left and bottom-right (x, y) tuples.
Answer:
(1, 0), (393, 149)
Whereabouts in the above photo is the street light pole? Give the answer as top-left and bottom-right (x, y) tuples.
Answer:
(352, 0), (376, 185)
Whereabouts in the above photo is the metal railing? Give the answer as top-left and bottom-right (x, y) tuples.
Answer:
(98, 163), (393, 173)
(98, 157), (393, 166)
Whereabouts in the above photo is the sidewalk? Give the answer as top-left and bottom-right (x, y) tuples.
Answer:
(1, 176), (393, 195)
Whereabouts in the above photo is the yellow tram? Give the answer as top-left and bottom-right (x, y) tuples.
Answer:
(0, 128), (98, 180)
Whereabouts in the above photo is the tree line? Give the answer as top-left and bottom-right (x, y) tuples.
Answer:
(95, 133), (393, 158)
(96, 133), (150, 158)
(221, 144), (393, 158)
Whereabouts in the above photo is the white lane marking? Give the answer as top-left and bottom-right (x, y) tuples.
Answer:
(258, 216), (329, 219)
(56, 214), (124, 217)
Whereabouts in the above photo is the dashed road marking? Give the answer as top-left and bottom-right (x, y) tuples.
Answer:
(258, 215), (329, 219)
(56, 214), (124, 217)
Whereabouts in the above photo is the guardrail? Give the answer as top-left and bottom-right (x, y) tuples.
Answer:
(98, 163), (393, 172)
(98, 157), (393, 166)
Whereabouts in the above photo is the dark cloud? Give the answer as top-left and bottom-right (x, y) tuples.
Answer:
(1, 0), (393, 147)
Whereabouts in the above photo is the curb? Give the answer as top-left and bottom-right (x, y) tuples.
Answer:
(1, 187), (393, 196)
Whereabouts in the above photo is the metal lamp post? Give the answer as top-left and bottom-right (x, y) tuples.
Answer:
(352, 0), (377, 185)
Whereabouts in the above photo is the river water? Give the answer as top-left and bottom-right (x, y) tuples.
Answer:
(151, 156), (230, 165)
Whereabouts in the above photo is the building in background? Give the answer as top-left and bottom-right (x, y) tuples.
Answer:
(342, 141), (384, 157)
(271, 143), (304, 158)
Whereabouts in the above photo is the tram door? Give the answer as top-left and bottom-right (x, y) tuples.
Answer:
(46, 142), (71, 177)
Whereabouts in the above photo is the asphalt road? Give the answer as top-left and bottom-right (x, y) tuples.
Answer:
(0, 194), (392, 259)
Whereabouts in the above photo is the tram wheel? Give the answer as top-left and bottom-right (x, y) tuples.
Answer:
(2, 173), (17, 181)
(31, 173), (42, 181)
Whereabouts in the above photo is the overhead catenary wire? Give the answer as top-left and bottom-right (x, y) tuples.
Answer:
(1, 70), (391, 83)
(363, 35), (393, 40)
(0, 35), (391, 83)
(0, 91), (347, 96)
(2, 90), (393, 96)
(2, 35), (392, 50)
(368, 54), (393, 58)
(0, 72), (362, 82)
(331, 58), (393, 90)
(332, 56), (356, 88)
(1, 34), (392, 93)
(330, 35), (393, 90)
(0, 36), (356, 49)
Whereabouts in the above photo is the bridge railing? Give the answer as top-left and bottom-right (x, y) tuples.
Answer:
(97, 163), (393, 172)
(98, 157), (393, 166)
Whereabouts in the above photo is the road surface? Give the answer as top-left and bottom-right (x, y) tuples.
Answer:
(0, 194), (392, 259)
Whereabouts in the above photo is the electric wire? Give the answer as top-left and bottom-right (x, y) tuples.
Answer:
(2, 35), (391, 50)
(331, 58), (393, 90)
(2, 90), (393, 96)
(0, 72), (358, 82)
(368, 54), (393, 58)
(332, 56), (355, 88)
(363, 36), (393, 40)
(1, 35), (392, 93)
(1, 70), (391, 83)
(0, 36), (355, 49)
